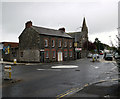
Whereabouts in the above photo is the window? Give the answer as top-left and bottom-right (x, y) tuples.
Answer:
(46, 51), (49, 58)
(70, 51), (72, 57)
(58, 40), (61, 47)
(64, 51), (67, 57)
(12, 52), (16, 57)
(64, 42), (67, 47)
(21, 52), (23, 57)
(53, 51), (55, 58)
(70, 42), (72, 48)
(45, 39), (48, 47)
(52, 40), (55, 47)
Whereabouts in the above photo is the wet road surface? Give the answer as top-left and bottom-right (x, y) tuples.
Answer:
(1, 56), (119, 98)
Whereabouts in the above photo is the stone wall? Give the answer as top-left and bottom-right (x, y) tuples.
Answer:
(19, 49), (40, 62)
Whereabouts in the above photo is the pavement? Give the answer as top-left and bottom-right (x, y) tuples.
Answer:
(66, 79), (120, 99)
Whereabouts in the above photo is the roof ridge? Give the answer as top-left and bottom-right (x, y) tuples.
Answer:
(32, 25), (59, 32)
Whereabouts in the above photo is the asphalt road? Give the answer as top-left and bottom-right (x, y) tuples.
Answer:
(1, 55), (119, 98)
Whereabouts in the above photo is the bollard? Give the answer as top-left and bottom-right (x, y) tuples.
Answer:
(14, 59), (17, 64)
(4, 65), (12, 80)
(92, 57), (95, 62)
(1, 58), (3, 62)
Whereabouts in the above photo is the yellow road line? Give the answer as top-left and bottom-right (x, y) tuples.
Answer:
(56, 84), (88, 99)
(56, 78), (119, 99)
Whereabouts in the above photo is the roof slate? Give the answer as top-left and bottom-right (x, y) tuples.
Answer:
(31, 26), (72, 38)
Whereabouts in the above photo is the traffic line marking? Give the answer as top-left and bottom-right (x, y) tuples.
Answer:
(56, 83), (90, 99)
(56, 78), (120, 99)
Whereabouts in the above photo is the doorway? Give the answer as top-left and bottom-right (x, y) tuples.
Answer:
(58, 52), (63, 61)
(40, 51), (44, 62)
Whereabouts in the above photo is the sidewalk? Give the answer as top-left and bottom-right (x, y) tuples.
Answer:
(0, 61), (26, 65)
(68, 80), (120, 99)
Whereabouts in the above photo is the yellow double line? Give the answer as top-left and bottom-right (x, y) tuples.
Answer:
(56, 84), (89, 99)
(56, 78), (120, 99)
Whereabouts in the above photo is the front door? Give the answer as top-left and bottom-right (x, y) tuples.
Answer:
(40, 51), (44, 62)
(58, 52), (63, 62)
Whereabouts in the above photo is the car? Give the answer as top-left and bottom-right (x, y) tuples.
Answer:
(104, 54), (113, 61)
(99, 52), (103, 55)
(114, 53), (120, 59)
(99, 50), (103, 55)
(87, 53), (93, 58)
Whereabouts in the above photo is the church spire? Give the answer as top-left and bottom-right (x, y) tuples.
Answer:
(81, 17), (88, 33)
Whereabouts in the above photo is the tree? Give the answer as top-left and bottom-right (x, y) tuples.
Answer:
(116, 34), (120, 54)
(83, 41), (96, 51)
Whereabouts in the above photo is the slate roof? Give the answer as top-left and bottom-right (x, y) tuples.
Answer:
(31, 26), (72, 38)
(67, 32), (84, 41)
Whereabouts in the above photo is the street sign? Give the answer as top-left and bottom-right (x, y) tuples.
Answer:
(75, 48), (82, 51)
(40, 49), (45, 51)
(74, 43), (77, 47)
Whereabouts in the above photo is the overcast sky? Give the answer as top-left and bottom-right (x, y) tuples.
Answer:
(0, 0), (119, 46)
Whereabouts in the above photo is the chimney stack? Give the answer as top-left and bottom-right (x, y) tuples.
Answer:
(59, 27), (65, 33)
(25, 21), (32, 28)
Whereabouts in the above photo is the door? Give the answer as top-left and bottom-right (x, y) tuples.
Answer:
(58, 52), (63, 61)
(40, 51), (44, 62)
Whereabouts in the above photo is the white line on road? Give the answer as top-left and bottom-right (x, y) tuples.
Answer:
(51, 65), (78, 69)
(37, 69), (61, 71)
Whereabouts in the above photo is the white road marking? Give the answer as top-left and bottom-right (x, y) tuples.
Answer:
(51, 65), (78, 69)
(111, 66), (117, 71)
(37, 69), (45, 71)
(94, 66), (99, 69)
(37, 69), (61, 71)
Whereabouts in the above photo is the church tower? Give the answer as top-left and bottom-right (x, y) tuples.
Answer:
(81, 17), (88, 33)
(81, 17), (88, 41)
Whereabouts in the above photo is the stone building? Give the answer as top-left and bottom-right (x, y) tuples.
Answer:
(18, 21), (74, 62)
(67, 17), (88, 59)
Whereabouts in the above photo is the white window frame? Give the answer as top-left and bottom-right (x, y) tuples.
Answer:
(70, 51), (72, 57)
(52, 40), (55, 47)
(45, 39), (48, 47)
(59, 40), (61, 47)
(70, 42), (72, 48)
(64, 42), (67, 47)
(53, 51), (55, 58)
(64, 51), (67, 57)
(46, 51), (49, 58)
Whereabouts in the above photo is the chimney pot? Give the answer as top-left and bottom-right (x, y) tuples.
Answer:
(59, 27), (65, 33)
(25, 21), (32, 28)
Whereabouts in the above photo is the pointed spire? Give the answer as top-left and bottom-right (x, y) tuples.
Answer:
(81, 17), (88, 32)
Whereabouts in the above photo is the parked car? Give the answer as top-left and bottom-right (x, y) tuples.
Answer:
(87, 53), (93, 58)
(114, 53), (120, 59)
(99, 50), (103, 55)
(104, 54), (113, 61)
